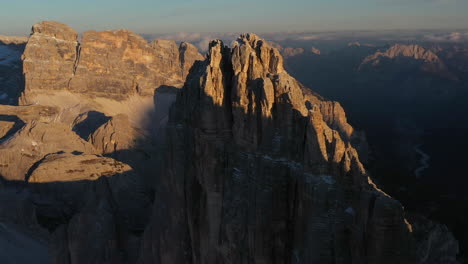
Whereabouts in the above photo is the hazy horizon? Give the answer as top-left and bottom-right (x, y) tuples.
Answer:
(1, 0), (468, 36)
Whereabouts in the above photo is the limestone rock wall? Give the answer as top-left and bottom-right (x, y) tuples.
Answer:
(21, 21), (204, 103)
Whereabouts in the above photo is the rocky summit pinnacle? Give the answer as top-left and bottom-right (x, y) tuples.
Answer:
(140, 33), (416, 264)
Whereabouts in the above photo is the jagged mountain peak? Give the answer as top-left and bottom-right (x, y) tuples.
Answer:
(359, 43), (458, 80)
(142, 33), (415, 263)
(361, 43), (442, 66)
(31, 21), (77, 41)
(232, 33), (285, 74)
(384, 44), (439, 62)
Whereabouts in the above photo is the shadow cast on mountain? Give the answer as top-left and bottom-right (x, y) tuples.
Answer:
(100, 84), (179, 187)
(0, 80), (184, 263)
(137, 48), (418, 263)
(0, 41), (26, 105)
(0, 114), (25, 142)
(72, 111), (111, 140)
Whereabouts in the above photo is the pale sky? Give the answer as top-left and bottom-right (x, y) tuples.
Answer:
(0, 0), (467, 35)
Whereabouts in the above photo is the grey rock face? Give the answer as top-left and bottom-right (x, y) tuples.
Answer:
(141, 34), (416, 264)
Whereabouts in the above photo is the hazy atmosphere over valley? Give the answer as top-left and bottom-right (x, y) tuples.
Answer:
(0, 1), (467, 263)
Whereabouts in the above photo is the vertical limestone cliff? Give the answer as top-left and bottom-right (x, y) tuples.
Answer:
(22, 21), (79, 96)
(141, 34), (415, 264)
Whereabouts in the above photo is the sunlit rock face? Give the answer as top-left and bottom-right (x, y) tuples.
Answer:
(21, 21), (204, 103)
(141, 34), (416, 264)
(22, 21), (79, 97)
(16, 20), (205, 185)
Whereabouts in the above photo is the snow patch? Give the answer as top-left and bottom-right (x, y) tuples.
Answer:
(233, 167), (243, 180)
(345, 207), (355, 216)
(303, 173), (336, 185)
(320, 175), (335, 185)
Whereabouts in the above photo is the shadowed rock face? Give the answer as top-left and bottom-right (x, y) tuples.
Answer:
(141, 34), (415, 264)
(21, 21), (204, 103)
(0, 35), (27, 104)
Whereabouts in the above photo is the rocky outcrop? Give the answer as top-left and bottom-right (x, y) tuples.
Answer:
(141, 34), (415, 264)
(21, 21), (204, 103)
(27, 153), (132, 183)
(409, 214), (460, 264)
(180, 42), (205, 77)
(313, 97), (369, 162)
